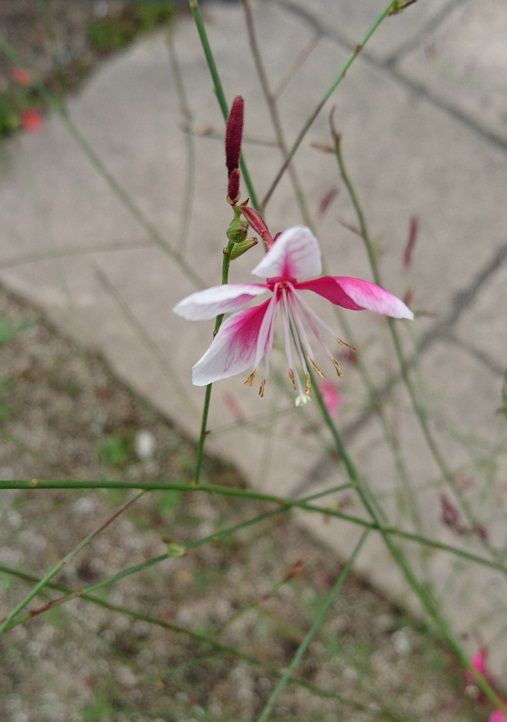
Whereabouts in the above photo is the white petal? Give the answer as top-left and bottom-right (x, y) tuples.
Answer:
(173, 284), (268, 320)
(192, 300), (271, 385)
(251, 226), (321, 281)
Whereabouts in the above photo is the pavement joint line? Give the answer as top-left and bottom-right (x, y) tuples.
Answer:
(383, 0), (472, 68)
(290, 243), (507, 497)
(444, 334), (505, 378)
(278, 0), (507, 155)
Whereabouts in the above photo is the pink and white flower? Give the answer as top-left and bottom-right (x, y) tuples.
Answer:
(490, 711), (507, 722)
(174, 226), (413, 403)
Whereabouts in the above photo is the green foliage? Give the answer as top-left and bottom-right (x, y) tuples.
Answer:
(97, 434), (132, 467)
(88, 2), (176, 54)
(82, 693), (113, 722)
(0, 91), (19, 137)
(0, 315), (31, 344)
(0, 378), (11, 423)
(157, 489), (182, 513)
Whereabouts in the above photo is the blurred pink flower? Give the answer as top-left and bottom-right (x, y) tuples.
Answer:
(174, 226), (413, 404)
(471, 647), (488, 676)
(466, 647), (507, 721)
(318, 380), (342, 415)
(11, 67), (31, 86)
(20, 109), (42, 133)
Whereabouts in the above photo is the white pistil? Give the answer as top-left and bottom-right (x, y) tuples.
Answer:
(280, 288), (306, 400)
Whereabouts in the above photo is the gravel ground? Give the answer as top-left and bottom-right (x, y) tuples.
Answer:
(0, 289), (483, 721)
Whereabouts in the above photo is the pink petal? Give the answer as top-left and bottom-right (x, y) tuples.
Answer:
(192, 299), (271, 386)
(490, 711), (507, 722)
(318, 380), (342, 416)
(251, 226), (321, 281)
(471, 648), (488, 676)
(173, 283), (268, 320)
(298, 276), (414, 319)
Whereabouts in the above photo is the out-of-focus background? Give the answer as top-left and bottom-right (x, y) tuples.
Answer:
(0, 1), (506, 720)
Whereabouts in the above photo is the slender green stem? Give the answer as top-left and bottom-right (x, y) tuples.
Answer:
(194, 237), (235, 484)
(0, 491), (143, 634)
(241, 1), (425, 570)
(1, 479), (505, 575)
(187, 0), (259, 210)
(0, 565), (379, 715)
(241, 0), (312, 226)
(261, 0), (398, 209)
(311, 377), (507, 713)
(0, 36), (204, 289)
(1, 483), (351, 632)
(257, 529), (370, 722)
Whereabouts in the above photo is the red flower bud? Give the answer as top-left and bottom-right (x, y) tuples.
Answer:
(225, 96), (244, 177)
(440, 493), (460, 530)
(240, 205), (274, 249)
(403, 288), (413, 307)
(227, 168), (240, 204)
(403, 215), (418, 269)
(318, 186), (339, 217)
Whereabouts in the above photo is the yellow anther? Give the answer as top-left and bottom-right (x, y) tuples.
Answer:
(309, 358), (325, 379)
(332, 357), (343, 377)
(336, 337), (357, 353)
(258, 379), (266, 398)
(244, 370), (257, 386)
(288, 369), (297, 390)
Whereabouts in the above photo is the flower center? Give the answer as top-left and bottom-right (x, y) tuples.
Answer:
(266, 275), (297, 292)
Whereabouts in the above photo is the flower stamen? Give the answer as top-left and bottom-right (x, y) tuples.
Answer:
(332, 357), (343, 377)
(244, 370), (257, 386)
(309, 358), (325, 379)
(336, 337), (357, 353)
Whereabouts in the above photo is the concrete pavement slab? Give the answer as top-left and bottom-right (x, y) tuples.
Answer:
(398, 0), (507, 144)
(268, 0), (460, 63)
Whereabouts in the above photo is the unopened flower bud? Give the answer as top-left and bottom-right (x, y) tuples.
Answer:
(229, 237), (258, 260)
(225, 96), (244, 176)
(403, 215), (418, 269)
(389, 0), (418, 15)
(226, 212), (248, 245)
(227, 168), (240, 205)
(240, 205), (274, 250)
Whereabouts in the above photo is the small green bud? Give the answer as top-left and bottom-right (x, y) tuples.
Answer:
(164, 541), (186, 558)
(229, 237), (258, 260)
(226, 215), (248, 245)
(388, 0), (417, 15)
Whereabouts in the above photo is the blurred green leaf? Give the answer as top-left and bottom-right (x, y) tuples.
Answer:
(97, 435), (131, 467)
(0, 316), (21, 344)
(157, 490), (182, 513)
(82, 694), (112, 722)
